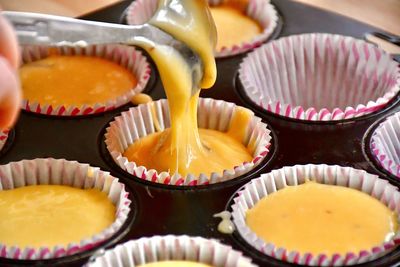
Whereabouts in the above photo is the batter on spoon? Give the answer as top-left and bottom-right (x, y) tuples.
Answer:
(125, 0), (252, 177)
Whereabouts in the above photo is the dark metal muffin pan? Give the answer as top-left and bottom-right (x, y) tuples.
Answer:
(1, 0), (399, 266)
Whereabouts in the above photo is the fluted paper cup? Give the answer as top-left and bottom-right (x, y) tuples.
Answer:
(0, 158), (131, 260)
(105, 98), (272, 186)
(21, 44), (151, 116)
(239, 33), (400, 121)
(126, 0), (278, 58)
(86, 235), (256, 267)
(231, 164), (400, 266)
(371, 111), (400, 178)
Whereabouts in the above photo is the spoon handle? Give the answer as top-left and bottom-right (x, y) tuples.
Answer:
(2, 11), (144, 47)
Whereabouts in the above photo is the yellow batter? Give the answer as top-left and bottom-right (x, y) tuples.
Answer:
(211, 5), (262, 50)
(139, 262), (211, 267)
(124, 128), (252, 176)
(131, 93), (153, 105)
(0, 185), (116, 248)
(246, 181), (398, 256)
(125, 1), (253, 177)
(20, 56), (137, 106)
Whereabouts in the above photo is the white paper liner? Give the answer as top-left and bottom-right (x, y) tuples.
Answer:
(239, 33), (400, 121)
(231, 164), (400, 266)
(86, 235), (256, 267)
(21, 44), (151, 116)
(0, 158), (131, 260)
(125, 0), (278, 58)
(0, 130), (10, 152)
(105, 98), (271, 186)
(371, 111), (400, 178)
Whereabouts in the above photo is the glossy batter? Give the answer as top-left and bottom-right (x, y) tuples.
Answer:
(20, 56), (137, 106)
(127, 0), (252, 177)
(211, 4), (262, 50)
(246, 181), (398, 256)
(0, 185), (116, 248)
(124, 128), (252, 176)
(139, 262), (211, 267)
(131, 93), (153, 105)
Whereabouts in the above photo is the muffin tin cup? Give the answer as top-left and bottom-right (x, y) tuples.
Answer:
(125, 0), (278, 58)
(230, 164), (400, 266)
(0, 130), (10, 152)
(86, 235), (256, 267)
(238, 33), (400, 121)
(0, 158), (131, 260)
(21, 44), (151, 116)
(105, 98), (272, 186)
(370, 111), (400, 178)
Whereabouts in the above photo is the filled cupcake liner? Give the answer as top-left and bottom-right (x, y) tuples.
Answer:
(0, 130), (10, 152)
(21, 44), (151, 116)
(0, 158), (131, 260)
(126, 0), (278, 58)
(239, 33), (400, 121)
(86, 235), (256, 267)
(231, 164), (400, 266)
(371, 111), (400, 178)
(105, 98), (271, 186)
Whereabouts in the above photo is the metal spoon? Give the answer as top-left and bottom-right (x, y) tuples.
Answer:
(2, 11), (202, 96)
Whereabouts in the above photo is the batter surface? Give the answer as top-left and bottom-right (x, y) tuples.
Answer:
(211, 5), (262, 50)
(124, 128), (252, 176)
(20, 56), (137, 106)
(0, 185), (116, 248)
(246, 181), (398, 256)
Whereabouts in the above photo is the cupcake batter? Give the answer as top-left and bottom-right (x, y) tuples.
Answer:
(246, 181), (398, 256)
(124, 128), (252, 176)
(139, 262), (211, 267)
(131, 93), (153, 105)
(129, 0), (253, 177)
(210, 4), (262, 50)
(0, 185), (115, 248)
(20, 56), (137, 106)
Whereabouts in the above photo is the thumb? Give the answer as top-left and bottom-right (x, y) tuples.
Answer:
(0, 13), (19, 69)
(0, 56), (21, 130)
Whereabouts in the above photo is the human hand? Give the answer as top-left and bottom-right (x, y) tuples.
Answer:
(0, 12), (21, 130)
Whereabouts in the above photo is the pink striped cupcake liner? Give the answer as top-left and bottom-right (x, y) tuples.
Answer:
(105, 98), (272, 186)
(0, 158), (131, 260)
(371, 111), (400, 178)
(21, 44), (151, 116)
(239, 33), (400, 121)
(231, 164), (400, 266)
(125, 0), (278, 58)
(86, 235), (256, 267)
(0, 130), (10, 152)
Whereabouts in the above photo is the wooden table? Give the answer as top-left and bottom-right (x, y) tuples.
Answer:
(0, 0), (123, 18)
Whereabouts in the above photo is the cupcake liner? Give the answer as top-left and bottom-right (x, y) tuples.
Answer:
(239, 33), (400, 121)
(86, 235), (256, 267)
(126, 0), (278, 58)
(21, 44), (151, 116)
(371, 111), (400, 178)
(0, 130), (10, 152)
(0, 158), (131, 260)
(105, 98), (271, 186)
(230, 164), (400, 266)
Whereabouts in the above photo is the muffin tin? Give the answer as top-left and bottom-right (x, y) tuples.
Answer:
(1, 0), (400, 266)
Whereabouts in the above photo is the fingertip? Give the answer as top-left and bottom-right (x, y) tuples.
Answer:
(0, 57), (21, 130)
(0, 14), (20, 69)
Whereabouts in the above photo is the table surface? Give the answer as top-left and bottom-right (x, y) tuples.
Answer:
(0, 0), (399, 36)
